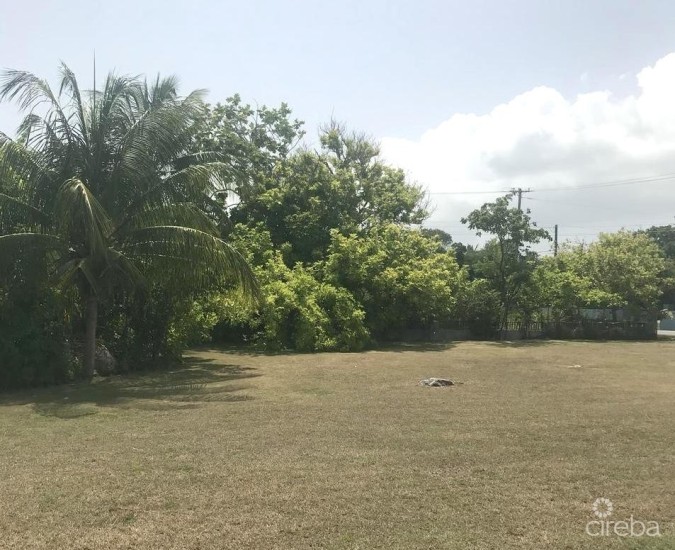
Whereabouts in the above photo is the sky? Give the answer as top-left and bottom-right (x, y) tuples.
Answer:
(1, 0), (675, 249)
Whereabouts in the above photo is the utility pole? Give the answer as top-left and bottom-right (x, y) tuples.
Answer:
(512, 188), (531, 267)
(512, 187), (531, 211)
(554, 224), (558, 257)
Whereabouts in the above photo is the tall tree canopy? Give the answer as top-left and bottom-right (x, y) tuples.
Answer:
(528, 231), (666, 320)
(641, 225), (675, 308)
(0, 65), (256, 377)
(572, 231), (665, 312)
(461, 193), (550, 328)
(227, 123), (428, 264)
(191, 95), (305, 205)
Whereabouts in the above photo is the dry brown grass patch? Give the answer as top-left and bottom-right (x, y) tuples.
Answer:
(0, 341), (673, 549)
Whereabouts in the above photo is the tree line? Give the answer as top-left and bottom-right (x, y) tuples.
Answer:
(1, 66), (673, 388)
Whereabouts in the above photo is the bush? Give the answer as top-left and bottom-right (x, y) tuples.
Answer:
(213, 223), (370, 352)
(212, 255), (370, 352)
(453, 278), (501, 339)
(259, 267), (370, 351)
(0, 262), (75, 388)
(99, 285), (230, 371)
(322, 225), (463, 339)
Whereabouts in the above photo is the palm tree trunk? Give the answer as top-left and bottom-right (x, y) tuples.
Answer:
(83, 294), (98, 379)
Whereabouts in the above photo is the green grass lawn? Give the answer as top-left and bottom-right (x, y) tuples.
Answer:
(1, 341), (674, 549)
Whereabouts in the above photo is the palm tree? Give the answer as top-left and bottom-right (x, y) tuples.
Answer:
(0, 64), (257, 378)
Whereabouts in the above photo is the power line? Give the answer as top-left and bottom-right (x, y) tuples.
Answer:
(549, 222), (674, 229)
(534, 173), (675, 192)
(427, 171), (675, 196)
(431, 220), (673, 232)
(428, 189), (510, 195)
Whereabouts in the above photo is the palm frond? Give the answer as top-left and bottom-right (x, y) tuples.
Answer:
(156, 162), (232, 200)
(103, 85), (209, 213)
(0, 233), (66, 273)
(109, 112), (184, 191)
(0, 192), (49, 227)
(144, 74), (180, 108)
(173, 150), (231, 171)
(16, 112), (43, 144)
(116, 162), (231, 227)
(117, 94), (205, 173)
(105, 248), (146, 289)
(96, 72), (141, 128)
(53, 257), (100, 294)
(0, 69), (80, 149)
(183, 88), (208, 108)
(58, 62), (88, 146)
(15, 113), (68, 164)
(53, 248), (145, 296)
(0, 70), (55, 112)
(55, 178), (113, 256)
(123, 225), (258, 298)
(0, 139), (49, 186)
(113, 202), (218, 237)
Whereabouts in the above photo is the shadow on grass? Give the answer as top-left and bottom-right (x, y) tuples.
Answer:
(192, 344), (325, 357)
(0, 358), (260, 419)
(329, 338), (667, 352)
(370, 339), (570, 351)
(373, 342), (459, 353)
(198, 342), (461, 356)
(478, 339), (565, 348)
(189, 337), (668, 361)
(195, 340), (571, 356)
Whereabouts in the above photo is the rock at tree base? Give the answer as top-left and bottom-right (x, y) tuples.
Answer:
(95, 345), (117, 376)
(419, 378), (454, 387)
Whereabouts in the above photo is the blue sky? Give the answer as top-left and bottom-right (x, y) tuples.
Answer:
(2, 0), (675, 246)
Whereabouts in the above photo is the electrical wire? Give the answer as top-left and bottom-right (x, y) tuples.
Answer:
(427, 171), (675, 196)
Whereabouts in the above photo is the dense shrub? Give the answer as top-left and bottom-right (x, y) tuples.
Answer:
(258, 266), (369, 351)
(213, 261), (370, 352)
(321, 225), (463, 340)
(98, 285), (233, 370)
(453, 278), (501, 339)
(0, 260), (75, 388)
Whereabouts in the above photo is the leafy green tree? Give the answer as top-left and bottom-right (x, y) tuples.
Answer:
(211, 223), (369, 351)
(257, 264), (370, 352)
(0, 253), (75, 387)
(641, 225), (675, 308)
(530, 232), (666, 320)
(191, 95), (304, 204)
(321, 224), (462, 339)
(318, 123), (428, 228)
(232, 124), (428, 264)
(452, 277), (501, 338)
(573, 231), (665, 313)
(643, 225), (675, 258)
(529, 255), (621, 321)
(447, 241), (476, 268)
(0, 65), (256, 378)
(421, 228), (453, 249)
(461, 193), (550, 328)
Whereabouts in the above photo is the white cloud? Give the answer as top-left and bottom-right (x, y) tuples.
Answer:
(381, 53), (675, 248)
